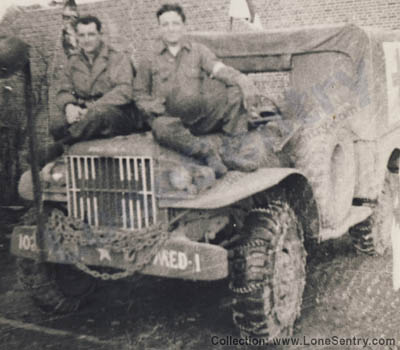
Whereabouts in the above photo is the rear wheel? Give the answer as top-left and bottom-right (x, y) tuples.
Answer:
(17, 259), (96, 314)
(293, 127), (355, 228)
(230, 195), (306, 338)
(349, 155), (399, 255)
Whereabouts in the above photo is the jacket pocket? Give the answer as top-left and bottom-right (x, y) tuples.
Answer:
(152, 68), (171, 82)
(183, 66), (202, 79)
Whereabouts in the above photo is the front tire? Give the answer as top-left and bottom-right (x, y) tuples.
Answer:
(17, 258), (96, 314)
(230, 196), (306, 338)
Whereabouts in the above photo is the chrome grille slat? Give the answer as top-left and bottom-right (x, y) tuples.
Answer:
(65, 155), (72, 216)
(77, 158), (85, 220)
(114, 158), (120, 227)
(91, 157), (99, 227)
(134, 158), (142, 230)
(119, 157), (128, 229)
(84, 157), (93, 226)
(127, 158), (135, 230)
(141, 157), (149, 227)
(66, 155), (157, 230)
(70, 157), (78, 218)
(150, 158), (157, 224)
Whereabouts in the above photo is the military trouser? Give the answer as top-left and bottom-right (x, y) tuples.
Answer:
(164, 78), (248, 136)
(53, 103), (146, 144)
(152, 116), (228, 177)
(37, 103), (148, 168)
(152, 79), (257, 176)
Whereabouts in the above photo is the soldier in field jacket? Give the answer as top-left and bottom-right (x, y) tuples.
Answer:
(46, 15), (144, 165)
(133, 3), (260, 178)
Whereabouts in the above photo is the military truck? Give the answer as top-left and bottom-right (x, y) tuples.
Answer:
(11, 24), (400, 339)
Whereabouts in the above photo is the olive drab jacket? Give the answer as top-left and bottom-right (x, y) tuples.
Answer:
(53, 42), (134, 136)
(133, 38), (256, 127)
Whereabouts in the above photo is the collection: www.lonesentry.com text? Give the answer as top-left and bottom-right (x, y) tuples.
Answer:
(210, 335), (396, 347)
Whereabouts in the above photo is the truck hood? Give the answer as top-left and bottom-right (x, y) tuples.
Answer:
(68, 132), (162, 158)
(32, 125), (289, 202)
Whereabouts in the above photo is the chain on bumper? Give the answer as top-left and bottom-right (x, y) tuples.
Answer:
(46, 209), (171, 280)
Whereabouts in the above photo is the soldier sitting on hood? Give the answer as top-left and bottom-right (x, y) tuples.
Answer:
(133, 3), (260, 178)
(41, 15), (145, 166)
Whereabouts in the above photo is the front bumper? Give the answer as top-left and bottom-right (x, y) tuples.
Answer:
(10, 225), (228, 281)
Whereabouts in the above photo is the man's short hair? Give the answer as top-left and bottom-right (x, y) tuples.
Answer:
(156, 3), (186, 23)
(74, 15), (102, 32)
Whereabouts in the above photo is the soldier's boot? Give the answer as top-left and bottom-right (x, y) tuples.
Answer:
(221, 132), (261, 172)
(152, 117), (228, 178)
(195, 142), (228, 178)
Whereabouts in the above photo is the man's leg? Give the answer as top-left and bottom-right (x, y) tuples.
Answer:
(67, 104), (140, 143)
(189, 79), (260, 172)
(38, 104), (142, 167)
(152, 117), (227, 178)
(158, 79), (259, 174)
(185, 78), (248, 136)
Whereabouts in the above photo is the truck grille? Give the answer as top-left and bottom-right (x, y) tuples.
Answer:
(66, 156), (157, 230)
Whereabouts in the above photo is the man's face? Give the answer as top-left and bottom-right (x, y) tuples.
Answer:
(158, 11), (185, 45)
(76, 22), (102, 55)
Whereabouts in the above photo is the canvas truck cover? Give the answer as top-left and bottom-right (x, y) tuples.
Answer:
(187, 24), (368, 73)
(188, 24), (400, 141)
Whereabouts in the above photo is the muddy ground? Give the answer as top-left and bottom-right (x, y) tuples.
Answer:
(0, 208), (400, 350)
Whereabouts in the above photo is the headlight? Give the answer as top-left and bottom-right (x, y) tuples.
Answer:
(169, 166), (195, 193)
(40, 160), (66, 186)
(51, 171), (65, 183)
(157, 159), (216, 197)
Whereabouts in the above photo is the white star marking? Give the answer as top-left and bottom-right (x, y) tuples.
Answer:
(97, 248), (111, 262)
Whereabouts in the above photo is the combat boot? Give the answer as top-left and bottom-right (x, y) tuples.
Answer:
(221, 132), (262, 172)
(194, 140), (228, 178)
(152, 117), (228, 178)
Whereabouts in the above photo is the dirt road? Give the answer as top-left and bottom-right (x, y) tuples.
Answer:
(0, 209), (399, 350)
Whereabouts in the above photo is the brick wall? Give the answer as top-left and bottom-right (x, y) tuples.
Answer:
(255, 0), (400, 30)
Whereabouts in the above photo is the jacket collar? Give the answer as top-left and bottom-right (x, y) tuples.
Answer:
(81, 41), (108, 64)
(155, 38), (192, 55)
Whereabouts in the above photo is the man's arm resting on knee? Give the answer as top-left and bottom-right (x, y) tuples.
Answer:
(200, 44), (258, 110)
(212, 64), (258, 110)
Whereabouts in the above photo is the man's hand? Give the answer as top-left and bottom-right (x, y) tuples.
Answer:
(212, 65), (259, 111)
(242, 82), (259, 111)
(65, 103), (86, 124)
(236, 75), (259, 111)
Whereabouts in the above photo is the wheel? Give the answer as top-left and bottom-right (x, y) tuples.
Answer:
(349, 158), (399, 255)
(17, 258), (96, 314)
(293, 126), (355, 228)
(17, 204), (96, 314)
(229, 195), (306, 338)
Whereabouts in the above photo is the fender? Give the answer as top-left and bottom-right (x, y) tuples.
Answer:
(160, 168), (321, 242)
(159, 168), (307, 209)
